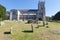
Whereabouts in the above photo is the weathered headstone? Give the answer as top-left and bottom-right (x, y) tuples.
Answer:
(46, 22), (49, 28)
(43, 21), (45, 26)
(31, 23), (33, 32)
(0, 22), (5, 26)
(10, 27), (12, 34)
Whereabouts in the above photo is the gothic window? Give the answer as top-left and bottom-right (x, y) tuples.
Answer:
(41, 7), (43, 10)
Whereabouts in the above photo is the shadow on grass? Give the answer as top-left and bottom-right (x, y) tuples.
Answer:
(22, 30), (33, 33)
(4, 32), (11, 34)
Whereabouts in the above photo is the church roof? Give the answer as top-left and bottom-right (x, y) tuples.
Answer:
(19, 9), (38, 14)
(10, 9), (38, 14)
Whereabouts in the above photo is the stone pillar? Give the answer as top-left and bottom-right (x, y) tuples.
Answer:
(17, 10), (20, 21)
(10, 12), (12, 20)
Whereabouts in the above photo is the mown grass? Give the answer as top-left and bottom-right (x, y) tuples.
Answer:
(0, 21), (60, 40)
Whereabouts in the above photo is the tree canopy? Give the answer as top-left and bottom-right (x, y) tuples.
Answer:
(0, 4), (7, 21)
(52, 11), (60, 21)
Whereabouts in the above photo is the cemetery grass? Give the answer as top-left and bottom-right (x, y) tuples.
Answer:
(0, 21), (60, 40)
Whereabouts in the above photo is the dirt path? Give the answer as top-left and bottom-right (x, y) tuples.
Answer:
(40, 30), (60, 40)
(0, 32), (4, 40)
(0, 28), (12, 40)
(0, 32), (11, 40)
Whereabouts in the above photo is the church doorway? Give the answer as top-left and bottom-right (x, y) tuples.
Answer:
(39, 18), (42, 20)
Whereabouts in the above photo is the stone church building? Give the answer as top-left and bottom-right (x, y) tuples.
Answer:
(7, 1), (45, 21)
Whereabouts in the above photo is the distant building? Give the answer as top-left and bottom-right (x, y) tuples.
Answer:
(7, 1), (46, 21)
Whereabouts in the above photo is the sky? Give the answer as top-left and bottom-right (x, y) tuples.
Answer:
(0, 0), (60, 17)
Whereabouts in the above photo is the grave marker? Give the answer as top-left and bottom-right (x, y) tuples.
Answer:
(31, 23), (33, 32)
(10, 27), (12, 34)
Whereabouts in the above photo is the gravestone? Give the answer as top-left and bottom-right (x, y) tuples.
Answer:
(0, 22), (5, 26)
(43, 21), (45, 26)
(31, 23), (33, 32)
(46, 22), (49, 28)
(10, 27), (12, 34)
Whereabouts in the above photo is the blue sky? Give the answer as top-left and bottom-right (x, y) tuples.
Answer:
(0, 0), (60, 17)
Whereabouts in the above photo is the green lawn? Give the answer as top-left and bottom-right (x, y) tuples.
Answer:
(0, 21), (60, 40)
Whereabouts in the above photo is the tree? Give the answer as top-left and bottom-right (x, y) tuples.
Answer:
(0, 4), (7, 21)
(52, 11), (60, 21)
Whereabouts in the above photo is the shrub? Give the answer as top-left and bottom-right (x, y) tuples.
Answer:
(27, 19), (32, 23)
(33, 20), (37, 23)
(0, 18), (2, 21)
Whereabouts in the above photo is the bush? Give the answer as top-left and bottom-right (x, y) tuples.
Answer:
(0, 18), (2, 21)
(27, 19), (32, 23)
(33, 20), (37, 23)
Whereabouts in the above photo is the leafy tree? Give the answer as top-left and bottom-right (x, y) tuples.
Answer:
(0, 4), (7, 21)
(52, 11), (60, 21)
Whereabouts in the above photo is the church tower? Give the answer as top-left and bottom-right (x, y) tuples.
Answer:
(36, 0), (46, 26)
(38, 0), (45, 20)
